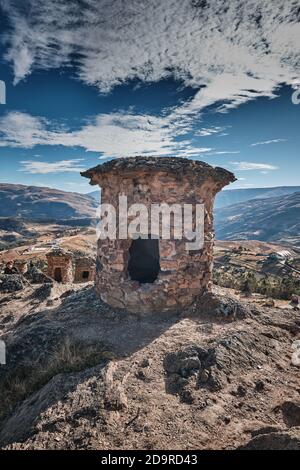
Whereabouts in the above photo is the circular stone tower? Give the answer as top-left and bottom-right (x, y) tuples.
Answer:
(82, 157), (235, 313)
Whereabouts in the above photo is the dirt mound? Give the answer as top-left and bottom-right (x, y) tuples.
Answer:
(163, 330), (286, 403)
(0, 365), (107, 448)
(191, 289), (251, 320)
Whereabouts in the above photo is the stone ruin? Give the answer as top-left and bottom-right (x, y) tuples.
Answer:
(74, 255), (96, 283)
(46, 248), (95, 284)
(82, 156), (235, 313)
(46, 248), (73, 283)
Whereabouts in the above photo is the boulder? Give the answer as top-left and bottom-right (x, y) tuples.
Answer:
(0, 274), (25, 293)
(240, 427), (300, 450)
(25, 266), (53, 284)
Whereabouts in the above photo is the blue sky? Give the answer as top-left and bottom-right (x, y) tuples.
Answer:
(0, 0), (299, 193)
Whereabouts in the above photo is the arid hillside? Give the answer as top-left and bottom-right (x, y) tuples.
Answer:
(215, 186), (300, 209)
(1, 184), (300, 252)
(0, 230), (299, 450)
(0, 184), (98, 220)
(215, 192), (300, 247)
(0, 281), (299, 450)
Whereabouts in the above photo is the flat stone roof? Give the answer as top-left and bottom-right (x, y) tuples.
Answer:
(81, 156), (236, 185)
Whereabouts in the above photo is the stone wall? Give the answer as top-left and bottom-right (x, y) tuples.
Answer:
(74, 258), (96, 283)
(46, 251), (73, 284)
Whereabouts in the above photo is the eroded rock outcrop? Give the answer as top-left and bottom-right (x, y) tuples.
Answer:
(0, 274), (25, 293)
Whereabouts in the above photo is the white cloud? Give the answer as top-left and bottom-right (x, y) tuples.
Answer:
(229, 161), (279, 171)
(1, 1), (299, 161)
(0, 112), (50, 148)
(237, 183), (254, 188)
(251, 139), (287, 146)
(2, 0), (300, 111)
(207, 150), (240, 155)
(195, 126), (228, 137)
(19, 159), (85, 174)
(0, 110), (214, 158)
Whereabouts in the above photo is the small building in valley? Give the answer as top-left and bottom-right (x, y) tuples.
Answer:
(74, 255), (96, 283)
(46, 248), (74, 283)
(46, 248), (96, 284)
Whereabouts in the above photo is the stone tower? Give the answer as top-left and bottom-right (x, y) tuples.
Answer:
(74, 255), (96, 283)
(82, 157), (235, 313)
(46, 248), (73, 284)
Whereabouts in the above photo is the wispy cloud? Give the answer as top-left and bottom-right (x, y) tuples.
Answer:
(251, 139), (287, 146)
(0, 111), (213, 158)
(1, 1), (299, 162)
(0, 112), (50, 148)
(2, 0), (300, 113)
(229, 161), (279, 171)
(207, 151), (240, 155)
(195, 126), (229, 137)
(19, 159), (85, 174)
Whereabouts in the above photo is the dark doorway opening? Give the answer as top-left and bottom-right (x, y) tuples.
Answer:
(54, 267), (62, 282)
(82, 270), (89, 280)
(128, 238), (160, 284)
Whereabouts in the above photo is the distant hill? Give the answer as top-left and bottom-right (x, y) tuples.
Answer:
(215, 191), (300, 247)
(215, 186), (300, 209)
(89, 186), (300, 209)
(1, 183), (300, 249)
(87, 190), (101, 202)
(0, 184), (98, 220)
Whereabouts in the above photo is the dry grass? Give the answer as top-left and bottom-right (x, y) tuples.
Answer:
(0, 337), (114, 422)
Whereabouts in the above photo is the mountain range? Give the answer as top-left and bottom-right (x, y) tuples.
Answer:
(215, 186), (300, 209)
(88, 185), (300, 210)
(0, 183), (299, 248)
(215, 191), (300, 247)
(0, 184), (98, 220)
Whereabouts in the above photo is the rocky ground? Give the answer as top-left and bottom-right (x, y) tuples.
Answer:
(0, 280), (299, 450)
